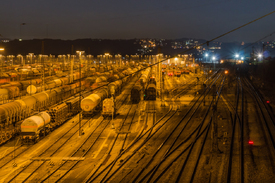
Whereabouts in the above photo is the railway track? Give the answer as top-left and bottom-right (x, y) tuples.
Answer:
(39, 118), (111, 182)
(83, 101), (178, 182)
(0, 90), (95, 170)
(0, 144), (28, 169)
(27, 77), (139, 182)
(134, 75), (225, 183)
(211, 73), (275, 182)
(93, 102), (138, 183)
(83, 71), (223, 182)
(4, 115), (98, 182)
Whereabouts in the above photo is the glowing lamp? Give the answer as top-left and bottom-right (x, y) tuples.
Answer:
(248, 140), (254, 145)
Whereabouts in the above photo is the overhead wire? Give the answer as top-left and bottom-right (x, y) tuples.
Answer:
(82, 10), (275, 93)
(214, 30), (275, 60)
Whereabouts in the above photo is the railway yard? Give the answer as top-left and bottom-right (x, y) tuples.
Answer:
(0, 57), (275, 183)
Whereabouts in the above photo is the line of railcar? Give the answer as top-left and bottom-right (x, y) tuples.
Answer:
(84, 66), (142, 117)
(144, 66), (157, 100)
(26, 71), (86, 94)
(130, 67), (151, 104)
(19, 66), (141, 143)
(20, 91), (93, 143)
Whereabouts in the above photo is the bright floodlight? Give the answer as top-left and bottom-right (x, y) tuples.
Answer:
(241, 57), (244, 60)
(205, 53), (208, 57)
(235, 54), (239, 58)
(212, 56), (216, 60)
(258, 54), (262, 58)
(175, 57), (178, 60)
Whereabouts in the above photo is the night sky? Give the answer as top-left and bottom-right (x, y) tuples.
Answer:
(1, 0), (275, 42)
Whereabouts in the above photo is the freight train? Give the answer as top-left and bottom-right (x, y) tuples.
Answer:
(130, 67), (151, 104)
(0, 79), (88, 144)
(20, 68), (124, 143)
(21, 69), (132, 143)
(0, 78), (43, 100)
(21, 91), (92, 143)
(26, 71), (85, 94)
(83, 69), (135, 117)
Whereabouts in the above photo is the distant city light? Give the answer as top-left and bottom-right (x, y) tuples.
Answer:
(258, 54), (262, 58)
(0, 48), (4, 51)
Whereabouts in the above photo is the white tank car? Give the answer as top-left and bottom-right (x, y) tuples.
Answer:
(21, 112), (51, 143)
(81, 87), (108, 115)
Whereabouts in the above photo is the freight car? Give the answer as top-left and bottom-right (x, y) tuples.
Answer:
(175, 70), (181, 77)
(0, 78), (43, 100)
(20, 91), (91, 143)
(0, 81), (85, 145)
(81, 87), (109, 116)
(21, 112), (51, 143)
(26, 71), (85, 94)
(130, 67), (151, 104)
(102, 98), (115, 117)
(144, 83), (157, 100)
(108, 80), (123, 97)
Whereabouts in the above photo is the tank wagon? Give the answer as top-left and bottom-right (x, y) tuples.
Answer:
(108, 80), (123, 97)
(0, 81), (85, 145)
(0, 78), (43, 100)
(26, 71), (85, 94)
(81, 87), (109, 116)
(21, 91), (93, 143)
(21, 112), (51, 143)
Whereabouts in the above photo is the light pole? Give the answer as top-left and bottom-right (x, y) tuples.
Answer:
(258, 54), (262, 62)
(76, 50), (85, 137)
(212, 56), (216, 70)
(29, 53), (34, 64)
(205, 53), (208, 63)
(235, 54), (239, 65)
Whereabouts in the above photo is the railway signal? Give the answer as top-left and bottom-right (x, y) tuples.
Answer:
(248, 140), (254, 145)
